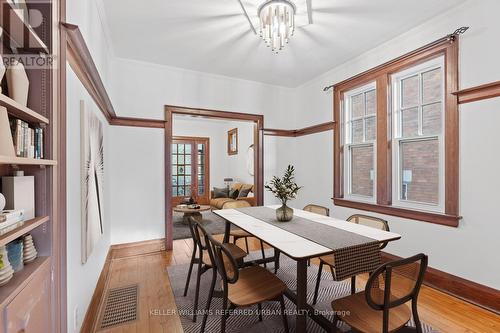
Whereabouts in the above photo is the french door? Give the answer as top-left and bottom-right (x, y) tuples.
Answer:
(171, 137), (210, 205)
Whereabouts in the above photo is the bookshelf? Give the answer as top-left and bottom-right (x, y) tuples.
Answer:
(0, 0), (63, 331)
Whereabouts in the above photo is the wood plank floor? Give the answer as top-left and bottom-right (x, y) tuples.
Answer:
(94, 236), (500, 333)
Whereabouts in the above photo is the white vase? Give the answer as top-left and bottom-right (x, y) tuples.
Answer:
(6, 60), (29, 106)
(0, 193), (5, 211)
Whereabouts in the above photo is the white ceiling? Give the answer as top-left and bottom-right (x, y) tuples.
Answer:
(100, 0), (465, 87)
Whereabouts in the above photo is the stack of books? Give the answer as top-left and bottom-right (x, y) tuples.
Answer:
(9, 118), (44, 159)
(0, 210), (25, 235)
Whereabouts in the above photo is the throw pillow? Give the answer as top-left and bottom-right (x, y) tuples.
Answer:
(238, 187), (252, 198)
(229, 188), (239, 199)
(213, 187), (229, 198)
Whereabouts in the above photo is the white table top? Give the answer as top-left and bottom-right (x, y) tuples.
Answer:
(214, 205), (401, 260)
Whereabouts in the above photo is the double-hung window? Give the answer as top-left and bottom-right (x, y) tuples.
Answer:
(343, 82), (377, 202)
(392, 57), (445, 212)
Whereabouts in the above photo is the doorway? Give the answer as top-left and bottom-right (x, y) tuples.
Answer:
(171, 136), (210, 206)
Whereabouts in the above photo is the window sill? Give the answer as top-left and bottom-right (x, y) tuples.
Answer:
(333, 198), (461, 227)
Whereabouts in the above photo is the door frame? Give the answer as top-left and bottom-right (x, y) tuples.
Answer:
(165, 105), (264, 250)
(171, 136), (210, 205)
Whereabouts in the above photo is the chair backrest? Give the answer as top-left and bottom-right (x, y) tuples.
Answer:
(365, 253), (428, 313)
(205, 232), (240, 285)
(303, 204), (330, 216)
(347, 214), (390, 249)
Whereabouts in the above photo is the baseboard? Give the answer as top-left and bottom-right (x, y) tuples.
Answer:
(80, 249), (112, 333)
(381, 252), (500, 314)
(110, 238), (166, 259)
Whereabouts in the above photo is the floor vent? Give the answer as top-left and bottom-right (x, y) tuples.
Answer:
(99, 284), (139, 329)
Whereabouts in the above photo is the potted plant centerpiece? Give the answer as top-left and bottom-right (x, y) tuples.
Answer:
(265, 165), (301, 222)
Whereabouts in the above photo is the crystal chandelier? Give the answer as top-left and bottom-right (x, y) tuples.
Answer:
(258, 0), (296, 53)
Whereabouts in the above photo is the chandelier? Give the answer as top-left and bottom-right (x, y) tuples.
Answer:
(258, 0), (296, 53)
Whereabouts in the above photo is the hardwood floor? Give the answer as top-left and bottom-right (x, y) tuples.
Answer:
(94, 236), (500, 333)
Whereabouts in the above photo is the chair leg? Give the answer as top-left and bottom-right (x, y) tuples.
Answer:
(257, 303), (263, 321)
(221, 293), (228, 333)
(183, 244), (197, 296)
(259, 240), (267, 268)
(329, 265), (335, 280)
(331, 314), (338, 333)
(193, 260), (203, 322)
(313, 261), (324, 305)
(412, 300), (423, 333)
(350, 275), (356, 295)
(245, 237), (249, 253)
(200, 268), (217, 333)
(307, 259), (311, 266)
(279, 295), (289, 333)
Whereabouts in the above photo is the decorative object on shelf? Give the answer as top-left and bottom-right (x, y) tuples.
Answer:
(0, 245), (14, 286)
(227, 128), (238, 155)
(6, 238), (24, 272)
(22, 234), (37, 263)
(258, 0), (296, 53)
(0, 106), (16, 157)
(9, 117), (44, 158)
(265, 165), (301, 222)
(0, 209), (25, 235)
(0, 193), (5, 211)
(81, 100), (104, 264)
(246, 144), (255, 176)
(6, 60), (30, 107)
(2, 172), (35, 219)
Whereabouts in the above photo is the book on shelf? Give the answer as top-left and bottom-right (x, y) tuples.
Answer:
(9, 118), (44, 159)
(0, 209), (25, 235)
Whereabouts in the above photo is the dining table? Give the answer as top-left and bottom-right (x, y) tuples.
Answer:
(213, 205), (401, 333)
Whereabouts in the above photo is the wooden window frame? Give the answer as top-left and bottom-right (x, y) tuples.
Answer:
(333, 37), (460, 227)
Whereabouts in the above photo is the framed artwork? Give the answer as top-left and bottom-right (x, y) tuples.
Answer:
(227, 128), (238, 155)
(80, 100), (104, 264)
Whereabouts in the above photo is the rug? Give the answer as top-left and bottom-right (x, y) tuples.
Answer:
(173, 211), (227, 240)
(166, 250), (439, 333)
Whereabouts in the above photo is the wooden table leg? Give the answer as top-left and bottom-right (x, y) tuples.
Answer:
(296, 259), (308, 333)
(223, 220), (231, 243)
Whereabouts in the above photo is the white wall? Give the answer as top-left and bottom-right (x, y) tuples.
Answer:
(108, 59), (294, 245)
(66, 0), (114, 331)
(291, 0), (500, 289)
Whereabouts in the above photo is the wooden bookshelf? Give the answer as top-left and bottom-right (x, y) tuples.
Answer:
(0, 216), (49, 247)
(0, 155), (57, 165)
(0, 256), (50, 307)
(0, 0), (49, 53)
(0, 94), (49, 124)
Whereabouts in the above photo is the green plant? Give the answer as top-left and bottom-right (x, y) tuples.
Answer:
(265, 165), (301, 206)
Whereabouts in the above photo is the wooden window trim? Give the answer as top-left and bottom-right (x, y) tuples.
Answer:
(333, 37), (461, 227)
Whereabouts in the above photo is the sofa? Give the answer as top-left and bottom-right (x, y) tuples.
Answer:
(210, 183), (256, 209)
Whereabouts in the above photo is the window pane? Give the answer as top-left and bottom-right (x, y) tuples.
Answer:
(185, 154), (191, 164)
(178, 186), (185, 196)
(365, 90), (376, 116)
(351, 93), (365, 118)
(400, 139), (439, 204)
(185, 144), (192, 154)
(198, 144), (204, 153)
(351, 119), (363, 143)
(422, 103), (441, 135)
(185, 187), (191, 196)
(172, 186), (177, 197)
(351, 146), (374, 197)
(185, 176), (191, 185)
(178, 155), (185, 164)
(365, 116), (376, 141)
(401, 75), (419, 108)
(172, 176), (177, 186)
(198, 186), (205, 195)
(178, 166), (185, 175)
(422, 68), (442, 104)
(401, 107), (419, 138)
(178, 176), (185, 185)
(178, 144), (184, 154)
(172, 165), (177, 175)
(185, 165), (192, 175)
(172, 154), (177, 165)
(172, 144), (177, 153)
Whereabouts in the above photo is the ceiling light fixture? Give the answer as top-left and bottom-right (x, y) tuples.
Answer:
(258, 0), (296, 53)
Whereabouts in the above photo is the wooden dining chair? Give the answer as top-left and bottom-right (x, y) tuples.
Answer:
(313, 214), (390, 304)
(183, 218), (247, 322)
(331, 253), (428, 333)
(201, 229), (289, 333)
(303, 204), (330, 216)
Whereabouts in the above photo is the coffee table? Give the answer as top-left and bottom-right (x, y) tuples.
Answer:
(173, 205), (211, 224)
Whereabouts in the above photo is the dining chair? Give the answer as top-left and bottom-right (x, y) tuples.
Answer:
(331, 253), (428, 333)
(201, 228), (289, 333)
(230, 229), (268, 267)
(183, 218), (247, 322)
(303, 204), (330, 216)
(313, 214), (390, 304)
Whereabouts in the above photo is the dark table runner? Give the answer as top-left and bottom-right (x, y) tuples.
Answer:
(235, 206), (381, 280)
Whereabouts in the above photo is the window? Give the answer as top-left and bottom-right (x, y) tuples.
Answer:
(343, 83), (376, 202)
(333, 36), (459, 227)
(392, 57), (444, 212)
